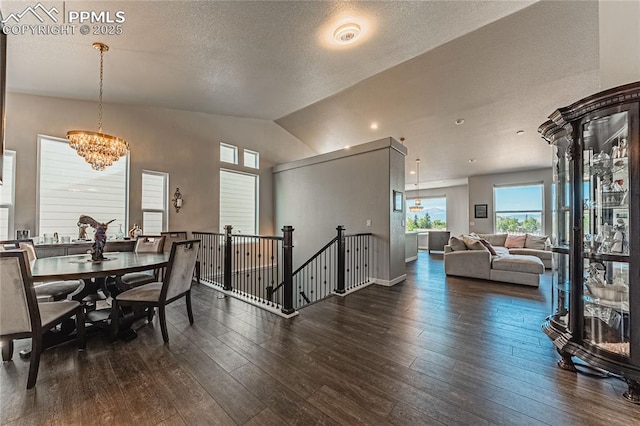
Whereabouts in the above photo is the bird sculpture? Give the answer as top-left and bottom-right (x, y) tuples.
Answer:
(78, 215), (115, 261)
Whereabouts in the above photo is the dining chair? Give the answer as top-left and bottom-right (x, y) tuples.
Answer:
(111, 240), (200, 343)
(161, 231), (200, 283)
(117, 235), (165, 290)
(0, 251), (85, 389)
(0, 239), (82, 302)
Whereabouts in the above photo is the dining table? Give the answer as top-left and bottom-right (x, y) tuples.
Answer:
(27, 251), (170, 351)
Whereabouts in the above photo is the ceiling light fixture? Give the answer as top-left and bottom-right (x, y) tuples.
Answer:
(516, 130), (525, 135)
(370, 122), (378, 130)
(345, 145), (351, 149)
(410, 171), (415, 175)
(409, 159), (424, 212)
(455, 118), (465, 125)
(333, 23), (361, 44)
(67, 42), (129, 171)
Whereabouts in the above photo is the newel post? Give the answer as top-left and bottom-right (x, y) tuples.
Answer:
(281, 226), (295, 315)
(336, 225), (346, 294)
(223, 225), (233, 291)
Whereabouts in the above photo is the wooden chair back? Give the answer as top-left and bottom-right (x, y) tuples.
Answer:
(161, 240), (200, 301)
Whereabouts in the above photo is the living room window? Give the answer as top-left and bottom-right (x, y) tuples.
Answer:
(142, 170), (168, 235)
(38, 135), (129, 238)
(406, 197), (447, 231)
(0, 150), (16, 240)
(494, 183), (544, 235)
(220, 169), (258, 234)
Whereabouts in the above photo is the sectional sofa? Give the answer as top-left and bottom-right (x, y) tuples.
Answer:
(444, 233), (550, 287)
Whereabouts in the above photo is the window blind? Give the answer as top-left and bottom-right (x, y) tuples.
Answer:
(0, 151), (15, 240)
(220, 169), (257, 235)
(142, 171), (167, 234)
(38, 136), (128, 238)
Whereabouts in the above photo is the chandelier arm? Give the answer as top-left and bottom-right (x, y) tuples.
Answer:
(98, 45), (104, 133)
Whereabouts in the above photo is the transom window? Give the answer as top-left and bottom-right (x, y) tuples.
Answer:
(244, 149), (259, 169)
(494, 183), (544, 235)
(38, 135), (129, 239)
(220, 143), (238, 164)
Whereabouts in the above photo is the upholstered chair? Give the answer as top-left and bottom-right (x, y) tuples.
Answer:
(161, 231), (200, 283)
(111, 240), (200, 343)
(0, 251), (85, 389)
(117, 236), (165, 290)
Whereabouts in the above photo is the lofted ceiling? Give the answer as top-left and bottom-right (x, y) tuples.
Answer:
(2, 0), (602, 187)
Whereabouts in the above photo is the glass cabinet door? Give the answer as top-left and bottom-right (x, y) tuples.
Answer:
(581, 111), (630, 357)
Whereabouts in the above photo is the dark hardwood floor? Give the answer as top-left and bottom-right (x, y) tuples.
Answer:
(3, 252), (640, 425)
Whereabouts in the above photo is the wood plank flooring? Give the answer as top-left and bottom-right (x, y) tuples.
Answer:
(3, 252), (640, 425)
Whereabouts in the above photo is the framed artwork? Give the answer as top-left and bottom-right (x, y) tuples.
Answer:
(393, 190), (403, 212)
(474, 204), (488, 219)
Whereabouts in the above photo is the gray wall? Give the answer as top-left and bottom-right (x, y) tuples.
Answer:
(273, 138), (406, 283)
(468, 168), (553, 236)
(5, 93), (315, 236)
(405, 184), (469, 237)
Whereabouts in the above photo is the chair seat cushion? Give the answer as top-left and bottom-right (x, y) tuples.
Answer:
(120, 271), (156, 288)
(116, 282), (163, 303)
(39, 301), (81, 330)
(34, 280), (82, 300)
(492, 255), (544, 274)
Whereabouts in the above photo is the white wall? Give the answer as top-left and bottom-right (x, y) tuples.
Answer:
(273, 138), (406, 283)
(5, 93), (316, 236)
(468, 168), (553, 236)
(405, 185), (469, 238)
(599, 0), (640, 90)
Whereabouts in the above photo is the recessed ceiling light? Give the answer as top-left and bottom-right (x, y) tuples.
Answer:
(370, 122), (378, 130)
(344, 145), (350, 149)
(410, 171), (415, 175)
(455, 118), (465, 125)
(334, 23), (361, 44)
(468, 158), (476, 163)
(516, 130), (525, 135)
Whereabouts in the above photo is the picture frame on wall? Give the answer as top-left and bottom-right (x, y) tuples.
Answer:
(474, 204), (488, 219)
(393, 190), (403, 212)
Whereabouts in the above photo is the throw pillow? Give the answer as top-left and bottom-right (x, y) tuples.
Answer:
(504, 234), (526, 249)
(462, 236), (489, 251)
(478, 233), (508, 247)
(525, 234), (548, 250)
(448, 236), (467, 251)
(477, 239), (497, 255)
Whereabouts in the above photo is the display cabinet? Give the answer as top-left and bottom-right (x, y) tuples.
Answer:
(539, 82), (640, 403)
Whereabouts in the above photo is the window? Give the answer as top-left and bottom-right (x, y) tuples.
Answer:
(142, 171), (168, 235)
(406, 197), (447, 231)
(244, 149), (259, 169)
(0, 150), (16, 240)
(220, 143), (238, 164)
(220, 169), (257, 234)
(494, 183), (544, 235)
(38, 135), (128, 239)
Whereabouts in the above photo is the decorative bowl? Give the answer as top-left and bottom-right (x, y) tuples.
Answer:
(587, 284), (629, 302)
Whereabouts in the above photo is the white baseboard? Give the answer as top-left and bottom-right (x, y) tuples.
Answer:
(405, 256), (417, 263)
(199, 280), (299, 318)
(334, 280), (374, 297)
(373, 274), (407, 287)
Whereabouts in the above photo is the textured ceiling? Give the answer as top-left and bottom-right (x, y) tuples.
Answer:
(3, 0), (535, 120)
(2, 0), (602, 186)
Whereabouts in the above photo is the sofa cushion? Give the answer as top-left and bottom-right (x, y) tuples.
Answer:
(493, 246), (510, 256)
(508, 248), (552, 260)
(504, 235), (526, 248)
(492, 255), (544, 274)
(448, 236), (467, 251)
(477, 239), (497, 255)
(478, 233), (508, 247)
(462, 236), (489, 251)
(524, 234), (548, 250)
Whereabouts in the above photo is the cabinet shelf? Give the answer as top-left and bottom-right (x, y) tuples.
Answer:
(582, 252), (629, 263)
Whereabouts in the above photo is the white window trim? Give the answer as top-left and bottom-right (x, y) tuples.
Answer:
(220, 142), (238, 165)
(243, 149), (260, 169)
(493, 182), (545, 235)
(36, 134), (130, 236)
(1, 150), (16, 239)
(220, 168), (259, 234)
(142, 169), (169, 233)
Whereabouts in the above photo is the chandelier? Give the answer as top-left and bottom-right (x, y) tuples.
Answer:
(67, 42), (128, 171)
(409, 159), (424, 212)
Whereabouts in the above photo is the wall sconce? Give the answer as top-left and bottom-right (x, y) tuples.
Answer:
(172, 187), (183, 213)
